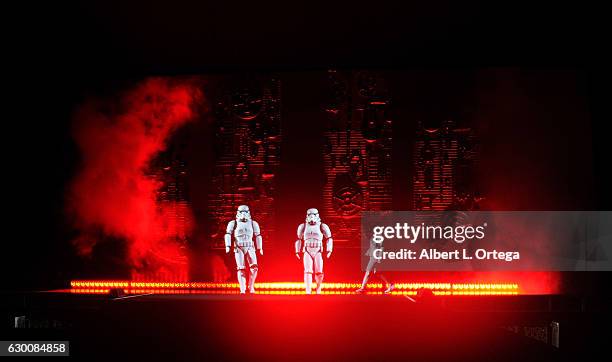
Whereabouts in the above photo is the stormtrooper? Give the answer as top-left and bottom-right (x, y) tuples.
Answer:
(225, 205), (263, 294)
(295, 208), (333, 294)
(356, 236), (395, 294)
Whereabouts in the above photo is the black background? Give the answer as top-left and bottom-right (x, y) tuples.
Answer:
(4, 0), (611, 290)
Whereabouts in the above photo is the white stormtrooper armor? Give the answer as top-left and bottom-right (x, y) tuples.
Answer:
(356, 237), (394, 294)
(225, 205), (263, 294)
(295, 208), (333, 294)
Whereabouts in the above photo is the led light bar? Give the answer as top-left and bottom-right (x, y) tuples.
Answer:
(70, 280), (519, 295)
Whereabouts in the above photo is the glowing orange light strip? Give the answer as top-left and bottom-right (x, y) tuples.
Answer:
(69, 280), (519, 295)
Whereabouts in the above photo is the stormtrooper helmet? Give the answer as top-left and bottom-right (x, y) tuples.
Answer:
(306, 208), (321, 225)
(236, 205), (251, 222)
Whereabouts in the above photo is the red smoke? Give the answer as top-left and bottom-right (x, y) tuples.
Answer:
(67, 78), (202, 280)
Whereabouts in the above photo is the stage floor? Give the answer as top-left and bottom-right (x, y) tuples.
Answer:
(2, 291), (610, 361)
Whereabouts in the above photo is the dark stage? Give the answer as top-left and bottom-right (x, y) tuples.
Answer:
(5, 2), (612, 361)
(3, 290), (610, 361)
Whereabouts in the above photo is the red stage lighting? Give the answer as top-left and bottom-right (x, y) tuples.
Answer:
(69, 280), (519, 296)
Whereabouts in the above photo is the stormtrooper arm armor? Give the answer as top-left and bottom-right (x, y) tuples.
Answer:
(253, 221), (263, 251)
(366, 238), (383, 256)
(224, 220), (235, 250)
(295, 223), (305, 253)
(365, 243), (373, 257)
(322, 223), (333, 253)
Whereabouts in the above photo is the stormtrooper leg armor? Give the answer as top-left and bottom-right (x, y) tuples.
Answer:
(234, 246), (259, 294)
(226, 205), (264, 294)
(246, 248), (258, 293)
(296, 208), (333, 295)
(303, 249), (314, 294)
(303, 247), (324, 294)
(313, 249), (324, 294)
(356, 255), (394, 294)
(234, 247), (247, 293)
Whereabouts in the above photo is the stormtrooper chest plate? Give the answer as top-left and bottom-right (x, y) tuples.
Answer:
(304, 224), (323, 242)
(234, 221), (253, 240)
